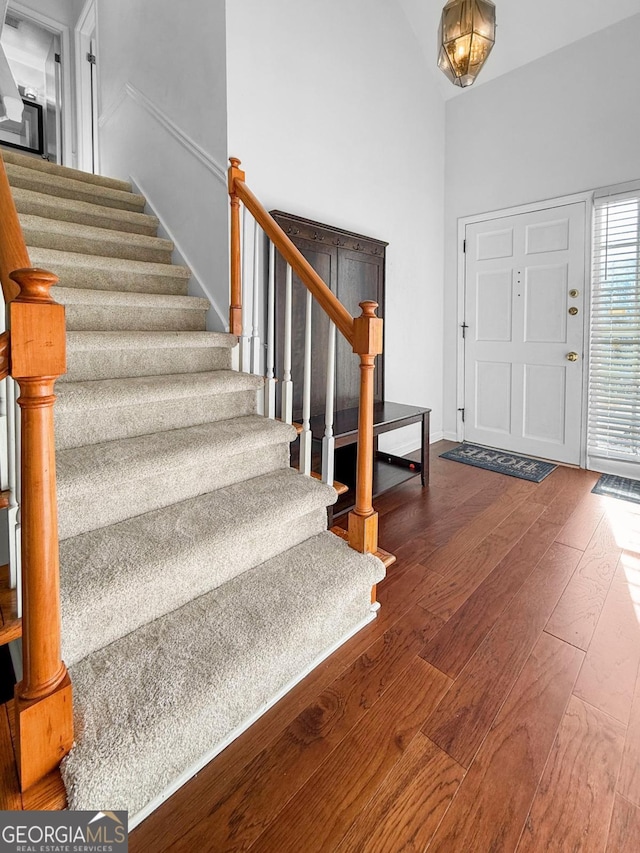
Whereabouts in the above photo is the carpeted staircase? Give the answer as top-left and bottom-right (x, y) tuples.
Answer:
(4, 149), (385, 824)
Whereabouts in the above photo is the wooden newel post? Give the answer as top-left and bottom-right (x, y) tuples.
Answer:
(228, 157), (246, 336)
(348, 301), (383, 555)
(9, 268), (73, 791)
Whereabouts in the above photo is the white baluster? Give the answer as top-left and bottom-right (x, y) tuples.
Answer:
(0, 379), (8, 492)
(281, 263), (293, 424)
(251, 219), (262, 377)
(299, 289), (313, 475)
(9, 378), (21, 616)
(251, 223), (264, 415)
(6, 376), (18, 592)
(322, 321), (336, 484)
(264, 241), (277, 418)
(239, 206), (251, 372)
(0, 303), (8, 494)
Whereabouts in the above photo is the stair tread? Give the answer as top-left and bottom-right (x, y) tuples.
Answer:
(6, 163), (145, 211)
(56, 415), (296, 493)
(29, 247), (191, 297)
(60, 468), (337, 665)
(12, 186), (159, 234)
(56, 286), (209, 311)
(20, 214), (173, 252)
(2, 149), (132, 191)
(63, 331), (235, 384)
(67, 330), (236, 351)
(28, 247), (190, 280)
(61, 531), (385, 816)
(55, 371), (261, 450)
(56, 370), (263, 411)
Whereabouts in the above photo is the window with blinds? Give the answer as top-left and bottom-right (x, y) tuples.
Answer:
(589, 192), (640, 467)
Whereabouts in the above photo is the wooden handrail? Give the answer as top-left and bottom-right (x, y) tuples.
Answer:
(0, 153), (73, 789)
(229, 160), (354, 344)
(228, 158), (383, 561)
(0, 156), (29, 304)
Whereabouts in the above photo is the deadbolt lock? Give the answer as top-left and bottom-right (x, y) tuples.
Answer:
(569, 289), (579, 298)
(566, 352), (579, 362)
(568, 306), (579, 316)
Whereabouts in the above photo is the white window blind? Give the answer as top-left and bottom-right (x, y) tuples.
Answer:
(589, 192), (640, 466)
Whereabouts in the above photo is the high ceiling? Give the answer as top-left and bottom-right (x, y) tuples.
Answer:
(397, 0), (640, 98)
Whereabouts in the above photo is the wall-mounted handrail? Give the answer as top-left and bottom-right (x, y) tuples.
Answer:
(0, 152), (73, 790)
(228, 158), (383, 560)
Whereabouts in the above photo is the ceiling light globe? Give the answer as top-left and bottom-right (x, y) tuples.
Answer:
(438, 0), (496, 88)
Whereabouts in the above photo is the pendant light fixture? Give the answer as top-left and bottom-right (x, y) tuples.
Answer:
(438, 0), (496, 88)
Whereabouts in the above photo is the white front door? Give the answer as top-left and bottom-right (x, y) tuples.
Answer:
(464, 202), (586, 465)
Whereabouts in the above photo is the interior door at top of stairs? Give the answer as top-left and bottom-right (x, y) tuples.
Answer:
(463, 201), (587, 466)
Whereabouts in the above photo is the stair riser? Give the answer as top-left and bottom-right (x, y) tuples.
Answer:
(57, 442), (290, 540)
(56, 389), (258, 450)
(7, 165), (145, 212)
(64, 304), (207, 333)
(61, 506), (328, 666)
(22, 226), (172, 265)
(62, 345), (232, 382)
(14, 193), (158, 236)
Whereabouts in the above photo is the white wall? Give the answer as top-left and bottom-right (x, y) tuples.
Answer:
(226, 0), (446, 450)
(443, 14), (640, 437)
(96, 0), (229, 328)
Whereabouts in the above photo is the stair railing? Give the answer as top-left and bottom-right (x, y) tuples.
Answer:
(0, 152), (73, 790)
(228, 158), (383, 557)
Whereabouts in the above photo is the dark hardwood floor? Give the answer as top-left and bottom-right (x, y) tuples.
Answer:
(124, 440), (640, 850)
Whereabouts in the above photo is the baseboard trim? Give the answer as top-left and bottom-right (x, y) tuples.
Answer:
(99, 81), (227, 187)
(443, 431), (460, 442)
(128, 608), (378, 831)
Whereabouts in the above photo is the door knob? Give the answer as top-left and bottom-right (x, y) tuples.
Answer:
(566, 352), (579, 362)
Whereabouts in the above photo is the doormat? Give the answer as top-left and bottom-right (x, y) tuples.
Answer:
(439, 443), (557, 482)
(592, 473), (640, 505)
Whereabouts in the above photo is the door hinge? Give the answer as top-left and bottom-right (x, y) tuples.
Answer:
(458, 407), (465, 423)
(87, 52), (96, 65)
(55, 53), (61, 64)
(463, 239), (466, 253)
(461, 322), (469, 339)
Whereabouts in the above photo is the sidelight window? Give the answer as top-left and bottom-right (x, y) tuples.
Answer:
(588, 190), (640, 472)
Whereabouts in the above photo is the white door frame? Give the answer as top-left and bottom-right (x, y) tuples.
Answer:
(7, 0), (73, 166)
(456, 190), (594, 468)
(74, 0), (98, 173)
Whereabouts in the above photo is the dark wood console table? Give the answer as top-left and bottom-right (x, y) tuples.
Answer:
(308, 401), (431, 521)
